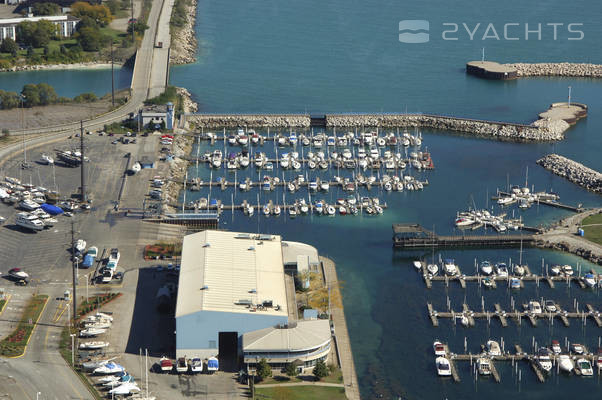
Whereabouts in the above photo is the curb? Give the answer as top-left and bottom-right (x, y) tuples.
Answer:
(0, 294), (11, 315)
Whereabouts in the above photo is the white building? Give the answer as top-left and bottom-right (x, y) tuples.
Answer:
(175, 231), (290, 360)
(0, 15), (79, 43)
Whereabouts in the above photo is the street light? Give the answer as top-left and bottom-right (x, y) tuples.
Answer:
(70, 333), (76, 366)
(36, 392), (41, 400)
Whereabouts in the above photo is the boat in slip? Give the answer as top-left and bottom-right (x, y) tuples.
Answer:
(176, 357), (189, 373)
(426, 264), (438, 277)
(79, 341), (109, 350)
(571, 343), (585, 355)
(558, 355), (574, 373)
(480, 261), (493, 276)
(435, 357), (451, 376)
(413, 260), (423, 270)
(443, 259), (457, 276)
(477, 358), (492, 376)
(551, 340), (562, 354)
(159, 356), (173, 373)
(583, 273), (597, 288)
(494, 262), (508, 278)
(433, 341), (446, 356)
(576, 358), (593, 376)
(537, 348), (553, 373)
(190, 358), (204, 373)
(93, 362), (125, 375)
(487, 340), (501, 356)
(454, 215), (475, 227)
(597, 348), (602, 369)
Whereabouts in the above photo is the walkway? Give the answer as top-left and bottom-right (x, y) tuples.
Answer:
(256, 382), (344, 388)
(321, 256), (360, 400)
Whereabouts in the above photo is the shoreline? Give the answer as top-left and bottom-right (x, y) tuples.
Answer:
(0, 61), (125, 73)
(169, 0), (198, 65)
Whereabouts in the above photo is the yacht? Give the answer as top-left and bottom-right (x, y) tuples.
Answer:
(207, 356), (219, 373)
(514, 264), (526, 276)
(159, 356), (173, 372)
(497, 196), (514, 205)
(15, 214), (44, 231)
(551, 340), (562, 354)
(544, 300), (557, 313)
(79, 341), (109, 350)
(79, 327), (107, 337)
(435, 357), (451, 376)
(510, 277), (521, 289)
(576, 358), (593, 376)
(537, 348), (553, 373)
(108, 381), (141, 396)
(93, 362), (125, 375)
(442, 259), (457, 276)
(477, 358), (491, 376)
(176, 357), (189, 373)
(454, 215), (475, 227)
(130, 162), (141, 174)
(495, 262), (508, 278)
(583, 273), (597, 288)
(426, 264), (438, 276)
(550, 264), (561, 276)
(19, 199), (40, 211)
(413, 260), (423, 270)
(433, 341), (446, 356)
(40, 153), (54, 165)
(558, 355), (574, 373)
(480, 261), (493, 276)
(190, 358), (204, 373)
(562, 265), (574, 276)
(528, 300), (542, 314)
(571, 343), (584, 355)
(486, 340), (501, 356)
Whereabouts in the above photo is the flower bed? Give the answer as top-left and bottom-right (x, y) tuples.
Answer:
(0, 295), (48, 357)
(77, 292), (121, 319)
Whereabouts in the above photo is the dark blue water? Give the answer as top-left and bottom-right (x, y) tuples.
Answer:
(0, 67), (132, 98)
(169, 0), (602, 398)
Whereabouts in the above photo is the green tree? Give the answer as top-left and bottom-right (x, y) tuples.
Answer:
(0, 38), (18, 56)
(73, 93), (97, 103)
(312, 360), (329, 380)
(284, 363), (298, 377)
(71, 2), (113, 27)
(76, 26), (105, 51)
(127, 21), (148, 35)
(36, 83), (58, 105)
(33, 2), (61, 16)
(26, 46), (34, 57)
(22, 84), (40, 107)
(255, 358), (272, 381)
(106, 0), (119, 15)
(18, 20), (55, 48)
(0, 90), (20, 109)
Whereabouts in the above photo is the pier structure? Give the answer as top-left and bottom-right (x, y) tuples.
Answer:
(392, 223), (536, 249)
(494, 191), (583, 212)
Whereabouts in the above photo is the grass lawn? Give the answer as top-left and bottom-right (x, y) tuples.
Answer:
(581, 213), (602, 246)
(0, 295), (48, 357)
(255, 386), (346, 400)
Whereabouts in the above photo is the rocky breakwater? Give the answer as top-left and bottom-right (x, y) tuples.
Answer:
(536, 239), (602, 266)
(537, 154), (602, 194)
(170, 0), (198, 65)
(186, 114), (311, 128)
(325, 114), (566, 141)
(162, 134), (193, 214)
(505, 63), (602, 78)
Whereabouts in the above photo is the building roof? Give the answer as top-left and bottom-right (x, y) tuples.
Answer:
(175, 230), (288, 318)
(242, 320), (331, 352)
(281, 241), (319, 265)
(0, 15), (78, 26)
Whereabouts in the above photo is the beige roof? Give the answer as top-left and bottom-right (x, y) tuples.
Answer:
(243, 320), (331, 352)
(176, 230), (288, 318)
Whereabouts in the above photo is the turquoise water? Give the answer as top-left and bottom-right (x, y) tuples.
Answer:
(0, 67), (132, 98)
(169, 0), (602, 398)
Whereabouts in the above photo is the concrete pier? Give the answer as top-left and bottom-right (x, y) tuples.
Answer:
(466, 61), (518, 80)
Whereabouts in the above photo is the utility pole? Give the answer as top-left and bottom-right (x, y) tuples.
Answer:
(71, 221), (77, 327)
(111, 41), (115, 107)
(80, 121), (86, 203)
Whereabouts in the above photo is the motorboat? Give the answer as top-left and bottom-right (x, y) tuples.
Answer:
(514, 264), (526, 276)
(435, 357), (451, 376)
(15, 214), (44, 231)
(433, 341), (446, 356)
(576, 358), (593, 376)
(477, 358), (491, 376)
(537, 348), (553, 373)
(495, 262), (508, 278)
(79, 328), (107, 337)
(558, 355), (574, 373)
(583, 273), (597, 288)
(130, 162), (141, 174)
(272, 205), (281, 216)
(413, 260), (423, 270)
(510, 278), (521, 289)
(442, 259), (457, 276)
(597, 348), (602, 369)
(109, 248), (120, 264)
(8, 268), (29, 280)
(551, 340), (562, 354)
(108, 381), (141, 395)
(98, 370), (127, 383)
(528, 301), (542, 314)
(326, 205), (336, 216)
(159, 356), (173, 372)
(562, 265), (574, 276)
(207, 356), (219, 373)
(459, 314), (469, 327)
(544, 300), (557, 313)
(487, 340), (501, 356)
(19, 199), (40, 211)
(550, 264), (561, 276)
(85, 320), (112, 329)
(103, 373), (134, 388)
(426, 264), (438, 276)
(482, 277), (494, 288)
(40, 153), (54, 165)
(176, 357), (188, 373)
(497, 196), (514, 205)
(93, 362), (125, 375)
(190, 358), (204, 373)
(454, 216), (475, 227)
(75, 239), (86, 253)
(480, 261), (493, 276)
(571, 343), (584, 355)
(79, 341), (109, 350)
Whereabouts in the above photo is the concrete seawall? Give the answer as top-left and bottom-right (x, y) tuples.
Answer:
(467, 61), (602, 79)
(537, 154), (602, 194)
(185, 108), (582, 141)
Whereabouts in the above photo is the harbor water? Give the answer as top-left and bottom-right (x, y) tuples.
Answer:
(169, 0), (602, 398)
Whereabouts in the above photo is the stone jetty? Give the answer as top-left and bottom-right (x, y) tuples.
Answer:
(185, 108), (586, 141)
(467, 61), (602, 79)
(537, 154), (602, 194)
(169, 0), (198, 64)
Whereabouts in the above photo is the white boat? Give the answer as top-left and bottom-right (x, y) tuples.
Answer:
(537, 349), (553, 373)
(550, 265), (561, 276)
(176, 357), (188, 373)
(433, 341), (446, 356)
(79, 341), (109, 350)
(413, 260), (422, 270)
(576, 358), (593, 376)
(583, 273), (597, 288)
(544, 300), (557, 313)
(326, 205), (336, 216)
(130, 162), (141, 173)
(571, 343), (584, 355)
(79, 327), (107, 337)
(15, 214), (44, 231)
(528, 300), (542, 314)
(435, 357), (451, 376)
(558, 355), (574, 373)
(85, 321), (112, 329)
(75, 239), (86, 253)
(480, 261), (493, 276)
(426, 264), (438, 276)
(19, 199), (40, 211)
(108, 381), (141, 395)
(103, 374), (134, 388)
(8, 268), (29, 279)
(93, 362), (125, 375)
(477, 358), (491, 376)
(551, 340), (562, 354)
(289, 207), (297, 217)
(497, 196), (514, 205)
(455, 216), (475, 227)
(443, 259), (457, 276)
(495, 263), (508, 278)
(320, 182), (330, 191)
(98, 370), (127, 383)
(272, 205), (281, 216)
(514, 265), (526, 276)
(40, 153), (54, 165)
(487, 340), (501, 356)
(190, 358), (204, 373)
(562, 265), (574, 276)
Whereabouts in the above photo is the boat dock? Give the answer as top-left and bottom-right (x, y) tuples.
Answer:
(494, 191), (583, 212)
(427, 303), (602, 328)
(393, 223), (536, 249)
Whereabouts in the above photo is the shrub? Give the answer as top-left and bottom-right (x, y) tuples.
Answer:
(284, 363), (298, 377)
(313, 360), (329, 380)
(256, 358), (272, 380)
